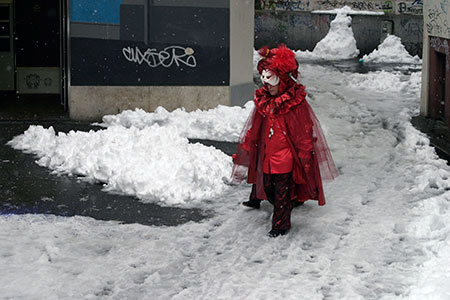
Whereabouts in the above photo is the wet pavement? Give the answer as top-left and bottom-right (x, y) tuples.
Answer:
(0, 121), (237, 226)
(411, 116), (450, 164)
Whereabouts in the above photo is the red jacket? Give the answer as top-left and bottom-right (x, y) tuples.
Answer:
(263, 114), (294, 174)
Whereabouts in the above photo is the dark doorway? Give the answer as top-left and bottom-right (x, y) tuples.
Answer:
(0, 0), (68, 120)
(428, 43), (450, 126)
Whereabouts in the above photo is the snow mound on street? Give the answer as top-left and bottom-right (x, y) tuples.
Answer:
(98, 103), (254, 143)
(346, 70), (422, 93)
(362, 35), (421, 64)
(296, 6), (359, 60)
(8, 125), (232, 207)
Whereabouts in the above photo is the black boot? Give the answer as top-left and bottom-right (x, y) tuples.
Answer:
(267, 229), (289, 238)
(242, 199), (261, 209)
(293, 201), (304, 208)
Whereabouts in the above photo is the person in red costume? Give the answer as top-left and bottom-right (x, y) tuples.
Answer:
(231, 45), (338, 237)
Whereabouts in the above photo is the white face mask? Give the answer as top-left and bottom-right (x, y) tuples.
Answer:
(260, 70), (280, 86)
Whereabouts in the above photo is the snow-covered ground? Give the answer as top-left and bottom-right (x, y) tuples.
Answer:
(4, 11), (450, 299)
(4, 63), (450, 299)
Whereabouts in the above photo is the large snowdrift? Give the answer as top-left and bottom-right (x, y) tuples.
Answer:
(8, 125), (232, 207)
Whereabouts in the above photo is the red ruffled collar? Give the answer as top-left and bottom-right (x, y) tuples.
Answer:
(254, 83), (307, 116)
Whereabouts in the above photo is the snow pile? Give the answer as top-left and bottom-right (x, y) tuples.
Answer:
(296, 6), (360, 60)
(398, 120), (450, 299)
(312, 5), (384, 15)
(98, 103), (254, 142)
(346, 70), (422, 93)
(362, 35), (421, 64)
(7, 125), (232, 207)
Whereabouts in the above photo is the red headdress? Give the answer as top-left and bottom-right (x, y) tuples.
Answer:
(256, 44), (299, 93)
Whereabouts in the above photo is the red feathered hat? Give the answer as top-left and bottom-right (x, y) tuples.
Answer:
(257, 44), (299, 83)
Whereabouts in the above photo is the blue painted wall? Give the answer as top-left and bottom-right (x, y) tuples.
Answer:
(71, 0), (122, 24)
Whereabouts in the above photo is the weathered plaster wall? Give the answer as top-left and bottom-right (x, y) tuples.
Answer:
(255, 11), (423, 56)
(256, 0), (423, 15)
(255, 0), (423, 56)
(69, 86), (230, 121)
(255, 11), (331, 51)
(424, 0), (450, 39)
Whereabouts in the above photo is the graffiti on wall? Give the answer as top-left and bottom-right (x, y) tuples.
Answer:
(426, 0), (450, 37)
(260, 0), (310, 11)
(397, 0), (423, 15)
(122, 46), (197, 68)
(317, 0), (392, 11)
(259, 0), (424, 14)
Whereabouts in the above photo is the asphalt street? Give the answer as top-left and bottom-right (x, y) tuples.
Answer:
(0, 121), (236, 226)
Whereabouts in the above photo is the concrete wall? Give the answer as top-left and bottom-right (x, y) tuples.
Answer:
(424, 0), (450, 39)
(256, 0), (423, 15)
(230, 0), (255, 106)
(69, 86), (229, 121)
(255, 0), (423, 56)
(255, 10), (423, 56)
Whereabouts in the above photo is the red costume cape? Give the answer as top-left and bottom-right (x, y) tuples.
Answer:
(232, 83), (338, 205)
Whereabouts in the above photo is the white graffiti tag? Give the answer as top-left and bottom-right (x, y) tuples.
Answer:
(122, 46), (197, 68)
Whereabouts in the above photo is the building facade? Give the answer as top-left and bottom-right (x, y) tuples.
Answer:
(0, 0), (254, 121)
(421, 0), (450, 126)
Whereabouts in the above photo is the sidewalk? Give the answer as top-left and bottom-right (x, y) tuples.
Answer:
(411, 115), (450, 164)
(0, 120), (237, 226)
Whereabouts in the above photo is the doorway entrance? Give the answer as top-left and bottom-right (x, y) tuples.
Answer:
(429, 37), (450, 128)
(0, 0), (68, 120)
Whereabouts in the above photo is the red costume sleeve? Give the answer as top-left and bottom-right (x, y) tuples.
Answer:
(288, 103), (314, 160)
(241, 112), (262, 152)
(285, 99), (339, 182)
(230, 107), (263, 184)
